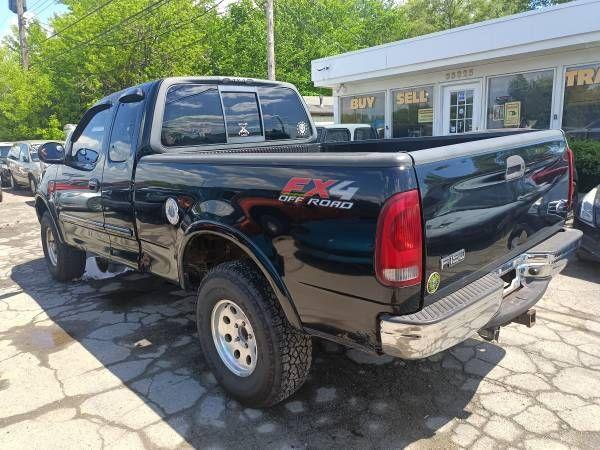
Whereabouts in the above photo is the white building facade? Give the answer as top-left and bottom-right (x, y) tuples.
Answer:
(311, 0), (600, 140)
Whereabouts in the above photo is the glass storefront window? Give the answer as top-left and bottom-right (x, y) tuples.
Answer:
(486, 70), (554, 130)
(340, 93), (385, 138)
(392, 86), (434, 137)
(562, 63), (600, 140)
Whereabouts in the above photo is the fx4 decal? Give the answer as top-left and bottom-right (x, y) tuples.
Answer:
(279, 177), (359, 209)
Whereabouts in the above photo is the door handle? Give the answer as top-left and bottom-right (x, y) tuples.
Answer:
(89, 178), (100, 192)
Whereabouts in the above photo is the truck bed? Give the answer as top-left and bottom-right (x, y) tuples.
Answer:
(134, 129), (570, 350)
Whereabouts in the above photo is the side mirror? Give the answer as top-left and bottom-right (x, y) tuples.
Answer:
(38, 142), (65, 164)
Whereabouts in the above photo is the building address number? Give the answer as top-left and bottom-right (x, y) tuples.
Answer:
(445, 68), (474, 80)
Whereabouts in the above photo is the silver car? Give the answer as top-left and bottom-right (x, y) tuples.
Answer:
(0, 142), (12, 187)
(5, 140), (49, 193)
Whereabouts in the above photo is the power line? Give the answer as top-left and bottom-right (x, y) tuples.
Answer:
(43, 0), (115, 42)
(84, 0), (173, 46)
(28, 0), (49, 10)
(101, 0), (225, 47)
(35, 0), (58, 16)
(165, 0), (236, 56)
(49, 0), (173, 55)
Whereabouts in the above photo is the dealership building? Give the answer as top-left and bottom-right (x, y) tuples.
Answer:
(311, 0), (600, 140)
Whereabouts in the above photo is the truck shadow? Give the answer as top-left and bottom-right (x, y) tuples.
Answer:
(559, 256), (600, 284)
(9, 258), (505, 448)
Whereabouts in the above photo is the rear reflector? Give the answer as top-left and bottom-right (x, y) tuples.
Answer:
(375, 189), (423, 287)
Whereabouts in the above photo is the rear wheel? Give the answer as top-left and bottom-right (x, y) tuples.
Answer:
(196, 260), (312, 407)
(41, 212), (87, 282)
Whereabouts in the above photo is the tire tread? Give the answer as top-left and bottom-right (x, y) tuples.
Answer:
(198, 260), (311, 406)
(41, 212), (86, 282)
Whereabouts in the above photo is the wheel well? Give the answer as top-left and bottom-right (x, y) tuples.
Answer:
(181, 234), (253, 291)
(35, 197), (48, 221)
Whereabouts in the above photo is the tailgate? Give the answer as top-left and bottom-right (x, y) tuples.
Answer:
(409, 130), (570, 305)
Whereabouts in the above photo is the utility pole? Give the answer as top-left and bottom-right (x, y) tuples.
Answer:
(266, 0), (275, 80)
(9, 0), (29, 69)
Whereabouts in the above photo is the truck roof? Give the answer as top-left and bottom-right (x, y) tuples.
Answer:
(95, 77), (297, 106)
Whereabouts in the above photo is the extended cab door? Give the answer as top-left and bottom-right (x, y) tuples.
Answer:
(101, 92), (146, 266)
(55, 104), (113, 256)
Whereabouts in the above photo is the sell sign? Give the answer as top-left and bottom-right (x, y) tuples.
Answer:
(396, 90), (429, 105)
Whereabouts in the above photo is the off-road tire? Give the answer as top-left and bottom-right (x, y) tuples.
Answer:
(196, 260), (311, 407)
(41, 212), (87, 282)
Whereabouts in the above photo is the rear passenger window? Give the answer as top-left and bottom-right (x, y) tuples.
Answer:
(221, 92), (263, 139)
(162, 85), (226, 146)
(258, 86), (311, 140)
(324, 128), (351, 143)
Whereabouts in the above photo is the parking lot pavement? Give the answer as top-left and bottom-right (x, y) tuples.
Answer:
(0, 191), (599, 449)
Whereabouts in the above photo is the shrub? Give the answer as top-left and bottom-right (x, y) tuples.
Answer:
(568, 139), (600, 192)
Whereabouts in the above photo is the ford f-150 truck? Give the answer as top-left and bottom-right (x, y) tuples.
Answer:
(35, 77), (582, 407)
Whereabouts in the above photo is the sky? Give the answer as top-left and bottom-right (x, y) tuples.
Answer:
(0, 0), (239, 42)
(0, 0), (68, 40)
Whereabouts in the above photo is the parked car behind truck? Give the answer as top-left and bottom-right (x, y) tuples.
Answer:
(0, 142), (12, 186)
(6, 141), (48, 193)
(575, 184), (600, 262)
(35, 77), (581, 407)
(316, 123), (378, 142)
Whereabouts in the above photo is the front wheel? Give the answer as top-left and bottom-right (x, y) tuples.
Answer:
(196, 260), (312, 407)
(41, 212), (87, 282)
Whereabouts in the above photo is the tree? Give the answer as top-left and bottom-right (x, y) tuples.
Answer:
(0, 48), (63, 140)
(403, 0), (532, 35)
(0, 0), (569, 139)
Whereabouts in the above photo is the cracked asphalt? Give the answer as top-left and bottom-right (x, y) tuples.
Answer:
(1, 190), (600, 449)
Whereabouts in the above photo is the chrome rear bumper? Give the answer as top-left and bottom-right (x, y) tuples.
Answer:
(380, 228), (582, 360)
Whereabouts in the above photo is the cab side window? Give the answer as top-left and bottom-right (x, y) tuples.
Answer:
(71, 107), (112, 169)
(109, 102), (143, 163)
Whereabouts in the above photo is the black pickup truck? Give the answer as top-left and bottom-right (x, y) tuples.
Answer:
(35, 77), (581, 407)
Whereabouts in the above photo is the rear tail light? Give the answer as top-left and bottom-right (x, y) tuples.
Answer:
(565, 145), (575, 209)
(375, 189), (423, 287)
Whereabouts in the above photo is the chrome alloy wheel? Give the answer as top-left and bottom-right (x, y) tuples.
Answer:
(210, 299), (258, 377)
(46, 225), (58, 266)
